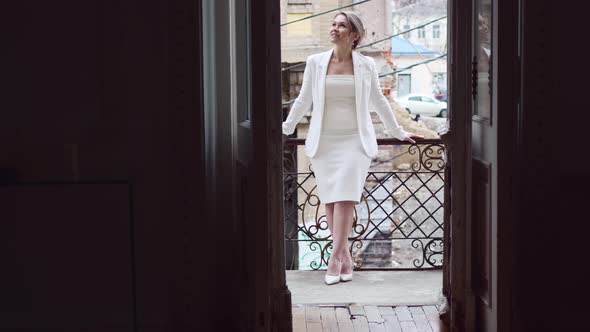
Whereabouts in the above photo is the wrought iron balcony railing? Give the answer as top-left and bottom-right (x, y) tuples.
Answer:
(283, 138), (446, 271)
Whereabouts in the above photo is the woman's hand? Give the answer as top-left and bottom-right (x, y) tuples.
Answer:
(403, 132), (424, 144)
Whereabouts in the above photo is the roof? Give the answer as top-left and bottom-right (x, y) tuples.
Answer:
(391, 36), (439, 55)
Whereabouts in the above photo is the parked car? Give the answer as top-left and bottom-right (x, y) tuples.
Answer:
(396, 93), (448, 117)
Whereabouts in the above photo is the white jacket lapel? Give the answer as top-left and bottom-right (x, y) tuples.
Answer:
(352, 51), (365, 127)
(317, 49), (333, 116)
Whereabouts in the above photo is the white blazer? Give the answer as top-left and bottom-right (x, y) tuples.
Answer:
(282, 48), (409, 158)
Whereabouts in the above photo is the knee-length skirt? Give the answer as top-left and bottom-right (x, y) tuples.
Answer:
(310, 131), (372, 205)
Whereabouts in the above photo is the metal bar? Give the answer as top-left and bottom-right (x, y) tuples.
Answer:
(282, 62), (306, 72)
(379, 53), (447, 77)
(284, 138), (443, 145)
(281, 0), (373, 26)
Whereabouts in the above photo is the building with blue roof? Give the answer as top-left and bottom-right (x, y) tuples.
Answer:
(391, 36), (440, 56)
(390, 36), (447, 98)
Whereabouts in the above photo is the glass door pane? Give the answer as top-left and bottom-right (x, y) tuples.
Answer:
(473, 0), (492, 121)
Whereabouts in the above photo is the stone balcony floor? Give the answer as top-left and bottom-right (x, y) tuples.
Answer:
(286, 270), (443, 306)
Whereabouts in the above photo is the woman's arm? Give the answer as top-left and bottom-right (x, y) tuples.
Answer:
(282, 56), (314, 135)
(367, 58), (410, 141)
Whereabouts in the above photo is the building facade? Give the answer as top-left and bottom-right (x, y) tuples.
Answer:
(391, 35), (447, 98)
(391, 0), (447, 98)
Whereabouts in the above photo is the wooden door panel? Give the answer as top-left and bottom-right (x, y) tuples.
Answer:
(472, 159), (492, 307)
(470, 0), (496, 330)
(0, 183), (134, 331)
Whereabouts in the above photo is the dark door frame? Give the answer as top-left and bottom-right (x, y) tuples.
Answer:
(446, 0), (474, 329)
(194, 0), (521, 330)
(250, 0), (293, 330)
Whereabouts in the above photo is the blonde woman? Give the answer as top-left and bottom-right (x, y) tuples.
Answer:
(282, 12), (423, 285)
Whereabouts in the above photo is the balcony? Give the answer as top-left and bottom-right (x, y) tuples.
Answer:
(284, 138), (447, 310)
(284, 138), (447, 271)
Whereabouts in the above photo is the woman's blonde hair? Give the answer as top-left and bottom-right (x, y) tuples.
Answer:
(334, 11), (366, 49)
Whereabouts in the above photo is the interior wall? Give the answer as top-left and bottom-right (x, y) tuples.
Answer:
(0, 1), (207, 330)
(1, 0), (290, 330)
(515, 0), (587, 330)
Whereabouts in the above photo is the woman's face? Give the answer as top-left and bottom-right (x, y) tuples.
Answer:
(330, 14), (358, 47)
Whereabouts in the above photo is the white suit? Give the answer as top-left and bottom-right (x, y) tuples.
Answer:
(282, 48), (409, 158)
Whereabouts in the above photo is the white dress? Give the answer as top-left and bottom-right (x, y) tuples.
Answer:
(310, 75), (372, 205)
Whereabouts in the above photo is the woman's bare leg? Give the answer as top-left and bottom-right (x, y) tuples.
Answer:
(325, 202), (339, 275)
(335, 201), (355, 274)
(327, 201), (355, 275)
(325, 203), (334, 235)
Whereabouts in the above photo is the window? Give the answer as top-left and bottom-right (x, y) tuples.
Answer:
(418, 27), (425, 39)
(421, 96), (435, 103)
(398, 0), (418, 6)
(403, 24), (411, 38)
(432, 24), (441, 39)
(432, 72), (447, 95)
(397, 74), (411, 96)
(409, 96), (421, 101)
(286, 13), (312, 35)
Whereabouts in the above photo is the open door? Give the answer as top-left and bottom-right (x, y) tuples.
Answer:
(469, 0), (497, 330)
(448, 0), (519, 330)
(466, 0), (519, 330)
(230, 0), (257, 327)
(201, 0), (290, 329)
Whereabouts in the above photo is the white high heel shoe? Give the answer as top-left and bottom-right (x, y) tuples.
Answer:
(340, 257), (354, 282)
(324, 258), (342, 285)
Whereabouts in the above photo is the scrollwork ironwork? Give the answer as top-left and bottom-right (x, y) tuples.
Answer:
(350, 239), (364, 270)
(306, 241), (333, 270)
(283, 139), (447, 270)
(424, 238), (444, 267)
(408, 143), (446, 172)
(421, 144), (446, 172)
(412, 239), (426, 268)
